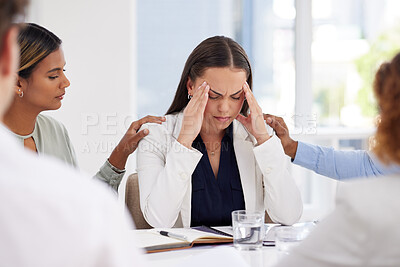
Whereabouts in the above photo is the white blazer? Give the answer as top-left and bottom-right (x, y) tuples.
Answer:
(137, 112), (303, 228)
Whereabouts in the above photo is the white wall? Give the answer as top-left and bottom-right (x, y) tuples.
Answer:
(26, 0), (138, 192)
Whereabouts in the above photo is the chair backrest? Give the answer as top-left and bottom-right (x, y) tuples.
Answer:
(125, 173), (152, 229)
(265, 211), (273, 223)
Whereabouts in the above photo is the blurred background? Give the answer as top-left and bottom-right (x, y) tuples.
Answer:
(26, 0), (400, 221)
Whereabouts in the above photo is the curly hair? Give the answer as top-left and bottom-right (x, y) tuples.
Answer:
(373, 52), (400, 165)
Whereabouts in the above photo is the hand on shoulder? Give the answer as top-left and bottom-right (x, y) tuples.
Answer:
(108, 115), (166, 169)
(263, 114), (298, 159)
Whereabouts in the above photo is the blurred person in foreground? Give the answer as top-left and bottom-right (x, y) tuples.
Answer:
(275, 52), (400, 266)
(0, 1), (249, 266)
(0, 1), (144, 266)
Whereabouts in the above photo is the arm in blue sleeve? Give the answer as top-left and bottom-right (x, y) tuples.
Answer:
(292, 141), (399, 180)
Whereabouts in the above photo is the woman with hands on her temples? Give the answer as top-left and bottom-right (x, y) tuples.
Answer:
(3, 23), (165, 191)
(137, 36), (302, 228)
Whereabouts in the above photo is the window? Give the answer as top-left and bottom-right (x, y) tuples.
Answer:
(312, 0), (400, 127)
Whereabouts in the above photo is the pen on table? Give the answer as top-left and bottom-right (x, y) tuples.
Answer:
(158, 231), (188, 241)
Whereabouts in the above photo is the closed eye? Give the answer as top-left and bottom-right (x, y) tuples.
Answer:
(209, 95), (220, 100)
(208, 88), (243, 100)
(48, 68), (66, 80)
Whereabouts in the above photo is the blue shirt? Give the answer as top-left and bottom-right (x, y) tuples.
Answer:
(293, 141), (400, 180)
(190, 124), (245, 227)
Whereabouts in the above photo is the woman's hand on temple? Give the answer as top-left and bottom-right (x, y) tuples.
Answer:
(108, 115), (166, 170)
(177, 81), (210, 149)
(236, 82), (270, 145)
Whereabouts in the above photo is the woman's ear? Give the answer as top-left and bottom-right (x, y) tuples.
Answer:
(186, 77), (195, 97)
(14, 75), (25, 96)
(15, 74), (22, 88)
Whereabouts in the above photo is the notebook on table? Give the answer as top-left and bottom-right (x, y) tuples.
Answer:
(131, 227), (233, 253)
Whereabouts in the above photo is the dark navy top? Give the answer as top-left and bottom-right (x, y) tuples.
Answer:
(190, 124), (245, 227)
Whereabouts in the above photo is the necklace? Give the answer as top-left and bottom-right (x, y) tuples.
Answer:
(208, 142), (221, 156)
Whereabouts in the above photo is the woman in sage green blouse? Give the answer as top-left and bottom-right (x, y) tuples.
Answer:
(3, 23), (164, 191)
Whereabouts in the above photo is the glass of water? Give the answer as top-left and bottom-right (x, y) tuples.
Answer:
(275, 224), (314, 257)
(232, 210), (265, 250)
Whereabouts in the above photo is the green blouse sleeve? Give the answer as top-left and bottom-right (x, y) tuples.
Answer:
(94, 160), (126, 192)
(36, 114), (125, 191)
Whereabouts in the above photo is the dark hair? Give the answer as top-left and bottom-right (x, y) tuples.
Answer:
(373, 52), (400, 165)
(166, 36), (252, 115)
(17, 23), (61, 79)
(0, 0), (27, 53)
